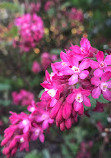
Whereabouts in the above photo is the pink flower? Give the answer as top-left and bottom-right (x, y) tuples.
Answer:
(32, 61), (41, 74)
(12, 89), (34, 106)
(15, 14), (44, 52)
(91, 71), (111, 100)
(68, 8), (84, 22)
(66, 88), (91, 112)
(90, 51), (111, 77)
(41, 52), (51, 70)
(44, 1), (53, 11)
(30, 2), (41, 13)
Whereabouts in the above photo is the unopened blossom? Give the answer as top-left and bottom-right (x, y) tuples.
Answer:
(32, 61), (41, 74)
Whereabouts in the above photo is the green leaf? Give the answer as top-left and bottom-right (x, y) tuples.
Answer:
(0, 100), (11, 106)
(0, 83), (10, 91)
(38, 89), (45, 98)
(97, 94), (109, 103)
(50, 49), (62, 55)
(84, 95), (96, 110)
(61, 2), (71, 9)
(4, 26), (18, 38)
(25, 150), (42, 158)
(0, 2), (20, 12)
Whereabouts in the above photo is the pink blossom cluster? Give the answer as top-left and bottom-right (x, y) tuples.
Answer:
(32, 53), (58, 74)
(1, 101), (54, 158)
(44, 1), (54, 12)
(68, 8), (84, 22)
(14, 14), (44, 52)
(76, 141), (93, 158)
(2, 38), (111, 157)
(12, 89), (34, 106)
(40, 37), (111, 131)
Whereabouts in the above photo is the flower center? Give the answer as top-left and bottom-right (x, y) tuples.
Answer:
(20, 137), (24, 143)
(75, 93), (83, 103)
(99, 62), (105, 68)
(100, 82), (108, 91)
(30, 107), (35, 112)
(42, 114), (48, 119)
(47, 89), (56, 97)
(72, 66), (80, 73)
(62, 62), (67, 66)
(35, 129), (40, 135)
(22, 119), (29, 126)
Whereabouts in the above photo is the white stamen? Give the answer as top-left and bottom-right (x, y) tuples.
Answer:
(47, 89), (56, 97)
(72, 66), (80, 73)
(20, 137), (24, 143)
(22, 119), (29, 126)
(100, 82), (108, 92)
(75, 93), (83, 103)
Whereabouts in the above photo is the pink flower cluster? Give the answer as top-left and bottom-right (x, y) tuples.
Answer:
(1, 101), (54, 158)
(76, 141), (93, 158)
(40, 37), (111, 130)
(68, 8), (84, 22)
(44, 1), (54, 12)
(2, 38), (111, 157)
(14, 14), (44, 52)
(32, 52), (58, 74)
(12, 89), (34, 106)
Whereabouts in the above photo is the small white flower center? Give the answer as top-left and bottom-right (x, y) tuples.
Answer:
(72, 66), (80, 73)
(42, 114), (48, 119)
(22, 119), (29, 126)
(62, 62), (67, 66)
(20, 137), (24, 143)
(47, 89), (56, 97)
(35, 129), (40, 135)
(30, 107), (35, 112)
(75, 93), (83, 103)
(100, 82), (108, 91)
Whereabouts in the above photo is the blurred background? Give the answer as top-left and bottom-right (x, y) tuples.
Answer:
(0, 0), (111, 157)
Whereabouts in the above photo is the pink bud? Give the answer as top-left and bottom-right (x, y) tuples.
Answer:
(50, 97), (64, 119)
(32, 61), (41, 74)
(60, 121), (65, 131)
(65, 118), (72, 129)
(62, 102), (72, 119)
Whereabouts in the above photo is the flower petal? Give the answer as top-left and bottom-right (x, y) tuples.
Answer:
(66, 93), (75, 103)
(92, 87), (101, 99)
(79, 70), (89, 79)
(90, 60), (99, 69)
(60, 51), (68, 62)
(104, 55), (111, 65)
(96, 51), (104, 63)
(107, 80), (111, 88)
(101, 72), (111, 82)
(104, 66), (111, 72)
(79, 59), (90, 70)
(93, 68), (103, 77)
(80, 38), (91, 49)
(74, 101), (83, 111)
(83, 96), (91, 107)
(68, 74), (78, 85)
(91, 77), (100, 86)
(102, 89), (111, 101)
